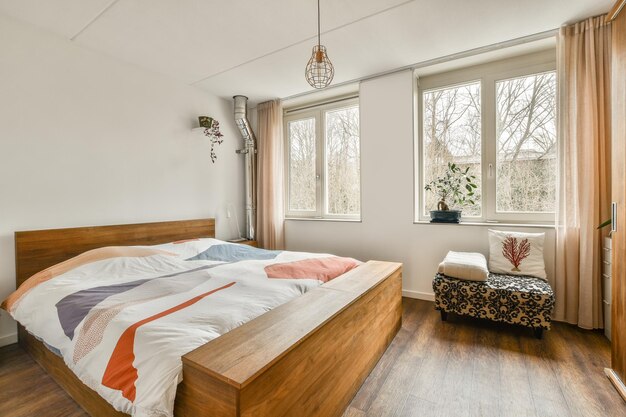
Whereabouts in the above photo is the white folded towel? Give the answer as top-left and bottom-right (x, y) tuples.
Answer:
(437, 251), (489, 282)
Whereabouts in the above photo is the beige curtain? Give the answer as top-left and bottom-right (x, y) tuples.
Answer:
(256, 99), (285, 249)
(555, 16), (611, 329)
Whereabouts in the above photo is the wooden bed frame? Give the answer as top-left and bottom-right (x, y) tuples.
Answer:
(14, 218), (402, 417)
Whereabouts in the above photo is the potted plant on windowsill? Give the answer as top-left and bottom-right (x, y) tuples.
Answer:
(425, 162), (478, 223)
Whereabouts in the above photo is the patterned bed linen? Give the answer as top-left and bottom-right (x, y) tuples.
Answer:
(2, 239), (360, 417)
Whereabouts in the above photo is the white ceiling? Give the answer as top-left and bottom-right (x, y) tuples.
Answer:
(0, 0), (614, 105)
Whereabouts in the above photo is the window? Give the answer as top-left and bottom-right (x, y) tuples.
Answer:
(285, 99), (361, 219)
(417, 54), (557, 223)
(422, 81), (482, 217)
(287, 117), (317, 212)
(495, 72), (557, 214)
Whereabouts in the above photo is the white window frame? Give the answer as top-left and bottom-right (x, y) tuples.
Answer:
(284, 97), (361, 220)
(415, 52), (557, 224)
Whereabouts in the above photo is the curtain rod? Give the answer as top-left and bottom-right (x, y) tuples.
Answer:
(281, 28), (558, 103)
(284, 94), (359, 114)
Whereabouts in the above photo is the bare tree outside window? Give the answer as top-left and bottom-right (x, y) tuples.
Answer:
(325, 106), (360, 215)
(422, 81), (482, 216)
(496, 72), (557, 213)
(288, 118), (316, 211)
(286, 100), (361, 219)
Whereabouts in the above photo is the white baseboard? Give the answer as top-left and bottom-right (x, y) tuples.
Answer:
(402, 289), (435, 301)
(0, 332), (17, 347)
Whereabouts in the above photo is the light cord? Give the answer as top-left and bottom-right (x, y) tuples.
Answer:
(317, 0), (321, 47)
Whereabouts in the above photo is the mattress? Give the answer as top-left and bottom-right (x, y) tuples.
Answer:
(2, 238), (360, 417)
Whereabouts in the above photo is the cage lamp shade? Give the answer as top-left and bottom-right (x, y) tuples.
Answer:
(305, 45), (334, 89)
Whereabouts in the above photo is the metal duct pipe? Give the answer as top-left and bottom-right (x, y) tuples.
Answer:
(233, 95), (257, 241)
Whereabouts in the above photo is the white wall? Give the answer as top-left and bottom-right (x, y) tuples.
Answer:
(0, 14), (245, 346)
(285, 70), (556, 300)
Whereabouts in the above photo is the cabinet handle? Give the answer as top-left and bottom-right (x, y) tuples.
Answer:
(611, 202), (617, 236)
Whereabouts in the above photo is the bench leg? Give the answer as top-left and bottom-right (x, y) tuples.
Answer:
(440, 310), (448, 321)
(534, 328), (543, 339)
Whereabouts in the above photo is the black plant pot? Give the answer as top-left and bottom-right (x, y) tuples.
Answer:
(429, 210), (462, 223)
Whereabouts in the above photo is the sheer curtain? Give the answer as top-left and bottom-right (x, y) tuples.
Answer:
(555, 16), (611, 329)
(256, 99), (285, 249)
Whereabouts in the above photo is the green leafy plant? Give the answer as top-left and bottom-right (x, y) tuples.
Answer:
(424, 162), (478, 211)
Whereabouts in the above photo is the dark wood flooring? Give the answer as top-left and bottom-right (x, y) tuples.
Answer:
(0, 299), (624, 417)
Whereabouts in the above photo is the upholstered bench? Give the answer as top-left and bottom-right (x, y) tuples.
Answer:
(433, 272), (555, 338)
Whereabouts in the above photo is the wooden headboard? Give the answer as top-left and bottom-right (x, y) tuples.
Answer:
(15, 218), (215, 288)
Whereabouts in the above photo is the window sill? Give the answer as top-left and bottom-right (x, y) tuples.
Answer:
(413, 220), (555, 229)
(285, 217), (362, 223)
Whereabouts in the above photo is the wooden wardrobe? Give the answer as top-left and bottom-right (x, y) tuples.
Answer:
(607, 0), (626, 401)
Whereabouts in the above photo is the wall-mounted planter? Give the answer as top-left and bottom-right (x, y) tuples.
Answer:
(429, 210), (461, 223)
(194, 116), (224, 163)
(198, 116), (214, 128)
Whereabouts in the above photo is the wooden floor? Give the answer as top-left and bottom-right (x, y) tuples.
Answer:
(0, 298), (624, 417)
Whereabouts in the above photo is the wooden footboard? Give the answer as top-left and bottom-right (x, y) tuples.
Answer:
(176, 260), (402, 417)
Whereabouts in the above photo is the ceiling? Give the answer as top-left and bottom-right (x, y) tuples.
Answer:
(0, 0), (614, 105)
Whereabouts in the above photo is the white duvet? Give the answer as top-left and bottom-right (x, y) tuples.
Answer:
(3, 239), (359, 417)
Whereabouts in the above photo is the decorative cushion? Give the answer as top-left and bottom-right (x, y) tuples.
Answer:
(433, 272), (555, 330)
(488, 229), (546, 279)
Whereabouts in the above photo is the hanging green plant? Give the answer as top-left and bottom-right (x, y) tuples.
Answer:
(200, 118), (224, 163)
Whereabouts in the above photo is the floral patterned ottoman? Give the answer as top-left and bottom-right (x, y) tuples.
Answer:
(432, 273), (555, 338)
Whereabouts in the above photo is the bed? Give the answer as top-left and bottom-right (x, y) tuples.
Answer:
(7, 218), (402, 417)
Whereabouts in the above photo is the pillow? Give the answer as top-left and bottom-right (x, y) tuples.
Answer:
(488, 229), (546, 279)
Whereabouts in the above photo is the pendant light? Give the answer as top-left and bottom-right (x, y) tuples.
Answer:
(305, 0), (334, 89)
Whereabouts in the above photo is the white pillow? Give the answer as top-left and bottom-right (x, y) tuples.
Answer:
(488, 229), (546, 279)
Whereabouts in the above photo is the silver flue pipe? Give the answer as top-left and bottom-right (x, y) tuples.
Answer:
(233, 95), (257, 241)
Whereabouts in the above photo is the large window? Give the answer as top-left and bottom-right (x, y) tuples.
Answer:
(422, 81), (482, 217)
(495, 72), (557, 214)
(417, 54), (557, 223)
(285, 99), (361, 219)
